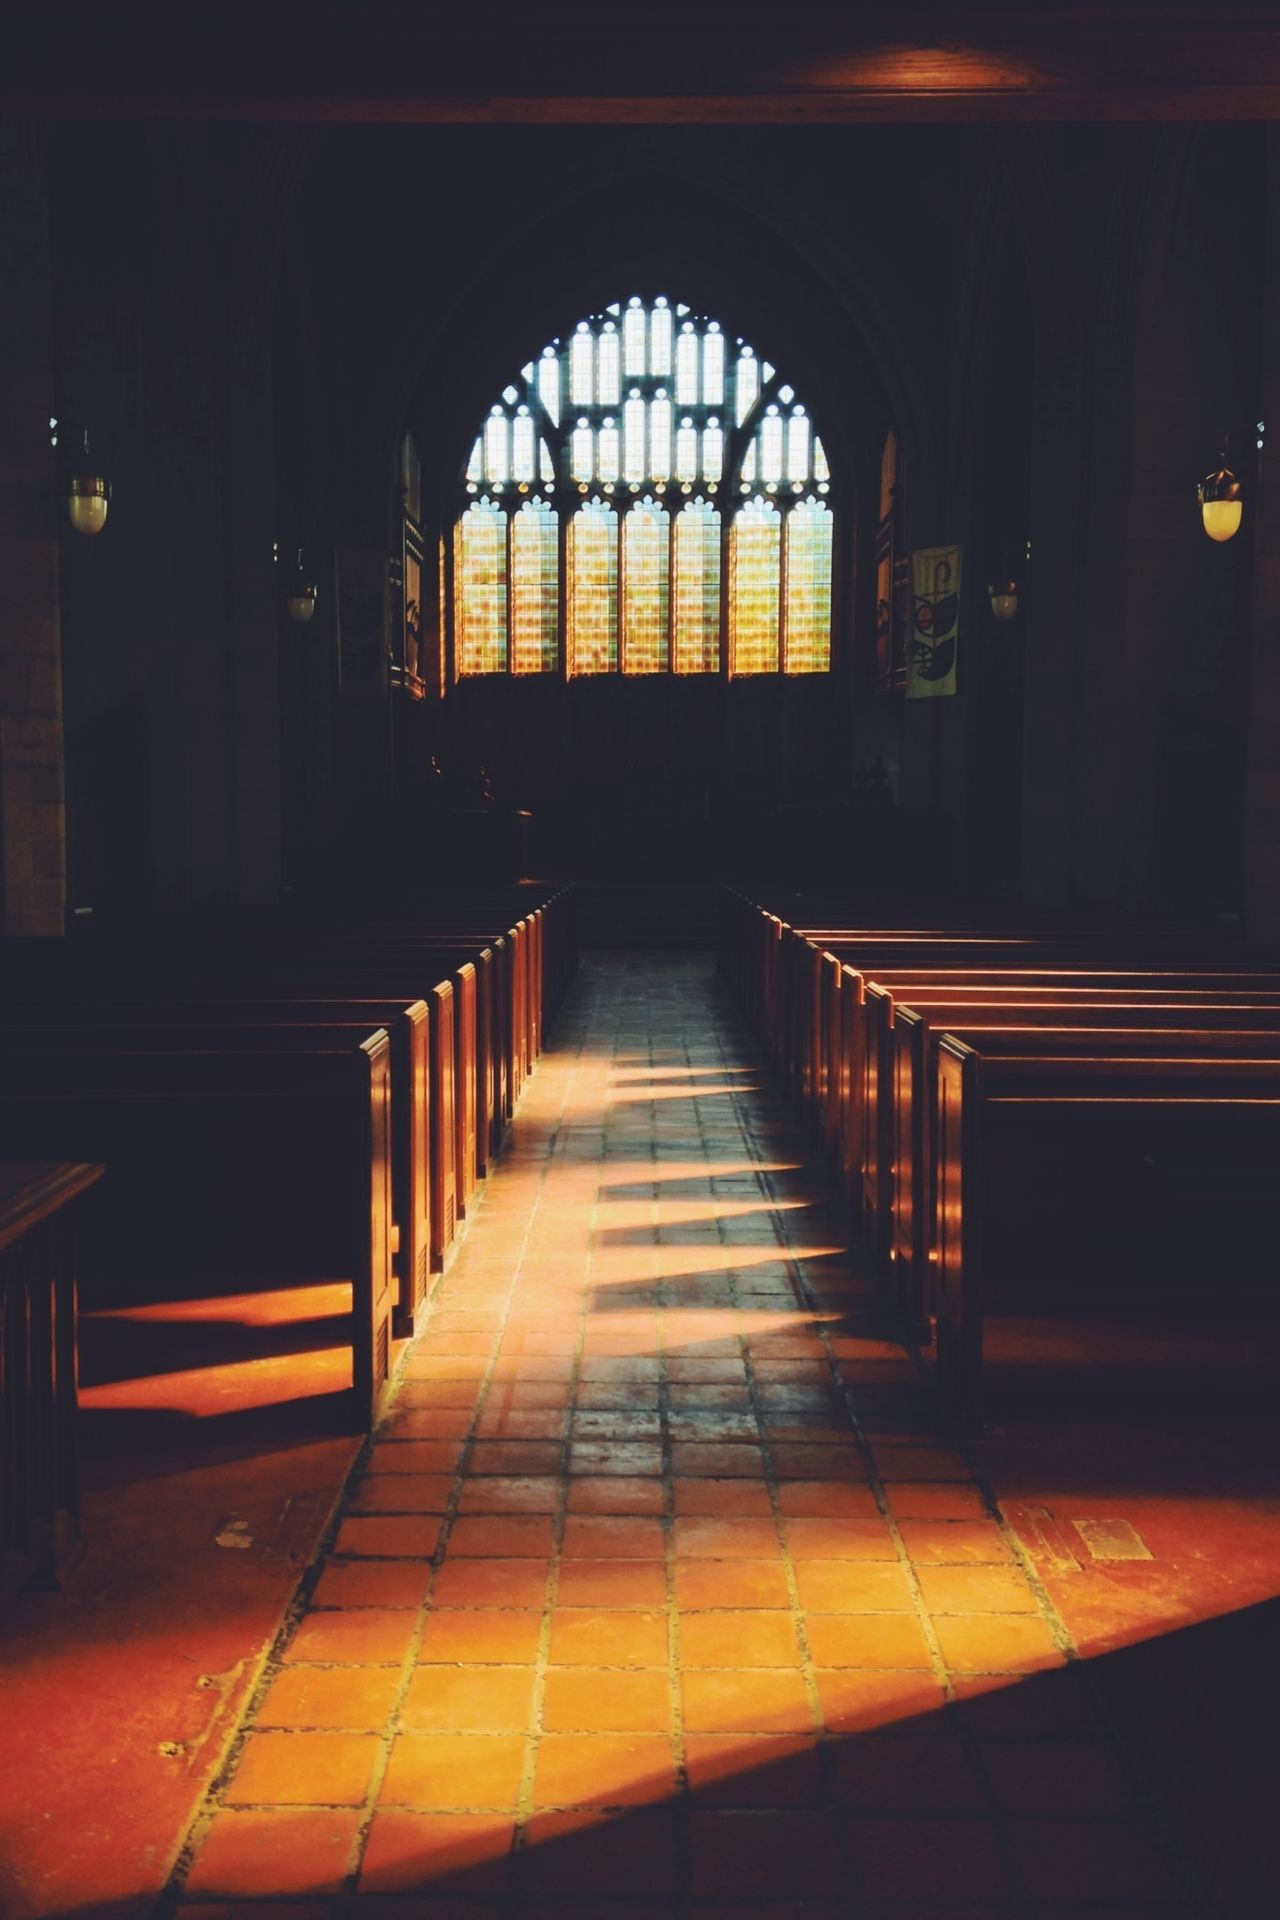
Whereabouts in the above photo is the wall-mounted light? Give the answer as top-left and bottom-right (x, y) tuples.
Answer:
(1199, 432), (1243, 542)
(283, 546), (318, 624)
(66, 429), (110, 536)
(987, 543), (1021, 622)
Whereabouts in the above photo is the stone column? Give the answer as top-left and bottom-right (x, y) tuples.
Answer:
(0, 120), (65, 936)
(1245, 127), (1280, 941)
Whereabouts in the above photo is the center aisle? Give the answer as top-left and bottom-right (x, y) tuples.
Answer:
(169, 953), (1172, 1917)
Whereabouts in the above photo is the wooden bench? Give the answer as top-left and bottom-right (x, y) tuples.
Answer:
(0, 1039), (393, 1432)
(933, 1041), (1280, 1425)
(1, 1161), (103, 1607)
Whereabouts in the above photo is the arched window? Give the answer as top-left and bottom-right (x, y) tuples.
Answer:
(450, 296), (833, 679)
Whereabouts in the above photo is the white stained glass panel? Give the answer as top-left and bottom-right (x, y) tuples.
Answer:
(787, 412), (811, 484)
(513, 412), (536, 484)
(676, 419), (699, 485)
(510, 499), (559, 674)
(814, 435), (831, 486)
(650, 301), (673, 375)
(622, 499), (670, 674)
(623, 395), (647, 484)
(570, 327), (594, 407)
(729, 497), (781, 675)
(484, 412), (510, 484)
(650, 394), (672, 481)
(571, 421), (595, 485)
(702, 325), (725, 406)
(735, 350), (759, 427)
(568, 500), (618, 675)
(597, 325), (621, 405)
(598, 418), (621, 484)
(455, 499), (507, 674)
(624, 301), (647, 376)
(740, 441), (757, 486)
(540, 440), (556, 486)
(466, 437), (483, 485)
(784, 497), (833, 673)
(676, 326), (699, 405)
(538, 351), (561, 427)
(761, 410), (784, 485)
(673, 499), (721, 673)
(702, 421), (723, 485)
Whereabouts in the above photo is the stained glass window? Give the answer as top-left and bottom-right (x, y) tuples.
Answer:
(567, 499), (618, 675)
(448, 295), (834, 682)
(673, 500), (721, 673)
(455, 499), (507, 674)
(729, 498), (781, 675)
(783, 498), (833, 673)
(622, 498), (670, 674)
(511, 500), (559, 674)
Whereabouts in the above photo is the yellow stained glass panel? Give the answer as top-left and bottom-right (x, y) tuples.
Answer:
(567, 500), (617, 675)
(673, 499), (721, 673)
(784, 498), (833, 674)
(729, 498), (780, 675)
(511, 499), (559, 674)
(455, 500), (507, 674)
(622, 499), (670, 674)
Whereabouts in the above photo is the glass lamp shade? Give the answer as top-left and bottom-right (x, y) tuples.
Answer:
(67, 473), (110, 535)
(988, 580), (1019, 621)
(286, 583), (318, 624)
(1199, 464), (1243, 542)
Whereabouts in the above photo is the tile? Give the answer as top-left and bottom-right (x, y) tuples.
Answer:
(562, 1515), (667, 1559)
(916, 1564), (1040, 1614)
(684, 1732), (823, 1807)
(569, 1440), (664, 1476)
(547, 1609), (669, 1667)
(792, 1561), (915, 1613)
(418, 1610), (544, 1665)
(813, 1668), (948, 1735)
(675, 1558), (792, 1610)
(555, 1559), (669, 1608)
(567, 1475), (667, 1515)
(224, 1731), (380, 1806)
(932, 1613), (1066, 1675)
(897, 1521), (1014, 1565)
(803, 1614), (934, 1669)
(310, 1559), (431, 1610)
(358, 1809), (516, 1895)
(830, 1733), (985, 1813)
(446, 1514), (555, 1557)
(672, 1516), (782, 1560)
(673, 1478), (775, 1518)
(349, 1474), (454, 1515)
(399, 1666), (537, 1734)
(467, 1441), (563, 1477)
(520, 1806), (682, 1897)
(256, 1666), (403, 1730)
(689, 1808), (845, 1901)
(671, 1443), (766, 1478)
(784, 1518), (898, 1561)
(333, 1514), (443, 1559)
(776, 1480), (880, 1519)
(285, 1609), (417, 1665)
(846, 1815), (1008, 1902)
(456, 1475), (560, 1513)
(530, 1733), (678, 1808)
(183, 1808), (363, 1897)
(541, 1667), (673, 1732)
(430, 1557), (550, 1609)
(679, 1610), (803, 1669)
(379, 1732), (528, 1809)
(884, 1482), (992, 1520)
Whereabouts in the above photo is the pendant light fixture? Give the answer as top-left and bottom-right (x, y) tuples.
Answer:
(66, 429), (111, 536)
(283, 546), (318, 624)
(1199, 432), (1243, 542)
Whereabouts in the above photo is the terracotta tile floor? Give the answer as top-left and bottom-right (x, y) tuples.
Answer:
(163, 954), (1280, 1917)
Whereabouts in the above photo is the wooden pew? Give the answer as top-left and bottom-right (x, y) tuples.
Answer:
(0, 1038), (394, 1432)
(0, 1007), (431, 1335)
(889, 1007), (1280, 1338)
(933, 1040), (1280, 1425)
(1, 1161), (103, 1607)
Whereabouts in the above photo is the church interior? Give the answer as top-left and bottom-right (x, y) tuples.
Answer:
(3, 6), (1280, 1916)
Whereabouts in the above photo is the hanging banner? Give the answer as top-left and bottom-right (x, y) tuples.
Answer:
(906, 544), (961, 699)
